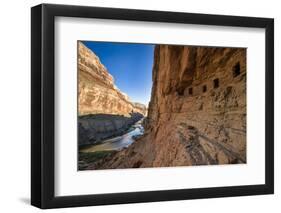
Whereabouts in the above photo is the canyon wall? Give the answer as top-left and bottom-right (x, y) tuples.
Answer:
(78, 41), (147, 116)
(91, 45), (246, 169)
(79, 112), (143, 145)
(78, 42), (146, 145)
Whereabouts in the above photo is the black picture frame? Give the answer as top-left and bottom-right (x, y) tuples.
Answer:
(31, 3), (274, 209)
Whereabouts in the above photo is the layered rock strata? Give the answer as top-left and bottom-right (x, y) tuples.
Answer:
(78, 41), (147, 116)
(90, 45), (247, 169)
(78, 42), (147, 145)
(79, 112), (143, 146)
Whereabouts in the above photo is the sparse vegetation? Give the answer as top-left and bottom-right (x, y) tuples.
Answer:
(79, 151), (115, 170)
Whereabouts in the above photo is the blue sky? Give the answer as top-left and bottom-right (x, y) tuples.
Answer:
(82, 41), (154, 106)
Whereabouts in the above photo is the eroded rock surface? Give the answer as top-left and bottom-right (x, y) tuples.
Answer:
(91, 45), (246, 169)
(78, 42), (147, 145)
(78, 41), (147, 116)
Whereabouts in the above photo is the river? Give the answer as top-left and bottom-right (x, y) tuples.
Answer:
(80, 119), (145, 153)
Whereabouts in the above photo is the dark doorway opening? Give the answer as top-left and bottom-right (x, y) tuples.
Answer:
(188, 87), (193, 95)
(202, 85), (207, 93)
(233, 62), (241, 77)
(213, 79), (219, 89)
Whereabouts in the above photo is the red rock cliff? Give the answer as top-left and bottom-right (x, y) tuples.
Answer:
(92, 45), (246, 169)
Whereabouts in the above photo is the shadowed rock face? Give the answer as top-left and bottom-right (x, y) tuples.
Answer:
(79, 112), (143, 146)
(78, 42), (147, 116)
(92, 45), (246, 169)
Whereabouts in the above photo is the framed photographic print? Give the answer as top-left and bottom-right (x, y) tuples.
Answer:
(31, 3), (274, 209)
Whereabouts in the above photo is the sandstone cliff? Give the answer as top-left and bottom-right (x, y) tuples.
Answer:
(78, 42), (147, 145)
(78, 41), (147, 116)
(90, 45), (246, 169)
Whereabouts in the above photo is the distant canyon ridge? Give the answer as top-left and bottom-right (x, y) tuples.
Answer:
(78, 42), (147, 116)
(78, 42), (147, 145)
